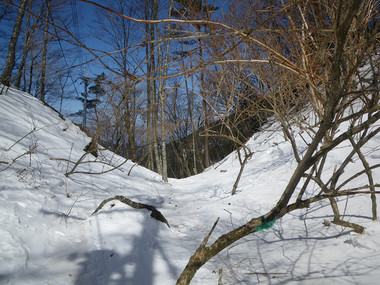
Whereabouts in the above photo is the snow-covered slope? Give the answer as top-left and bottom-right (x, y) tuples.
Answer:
(0, 86), (380, 285)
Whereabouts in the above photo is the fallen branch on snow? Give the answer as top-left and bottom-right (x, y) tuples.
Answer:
(92, 195), (170, 228)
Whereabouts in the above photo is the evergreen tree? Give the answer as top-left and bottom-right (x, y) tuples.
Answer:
(75, 73), (106, 128)
(88, 72), (106, 98)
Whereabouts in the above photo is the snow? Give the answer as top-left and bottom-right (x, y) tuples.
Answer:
(0, 86), (379, 285)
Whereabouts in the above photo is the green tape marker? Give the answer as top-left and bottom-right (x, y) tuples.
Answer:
(254, 216), (276, 231)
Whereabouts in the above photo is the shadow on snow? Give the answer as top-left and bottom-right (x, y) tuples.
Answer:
(70, 210), (178, 285)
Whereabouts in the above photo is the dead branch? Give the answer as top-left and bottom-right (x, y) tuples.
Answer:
(51, 155), (128, 176)
(92, 195), (170, 228)
(6, 127), (36, 151)
(332, 219), (364, 233)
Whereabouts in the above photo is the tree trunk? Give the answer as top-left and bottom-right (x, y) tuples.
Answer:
(0, 0), (28, 86)
(185, 78), (198, 175)
(149, 0), (162, 175)
(120, 12), (137, 162)
(27, 52), (39, 94)
(156, 1), (173, 182)
(232, 147), (252, 195)
(40, 0), (51, 103)
(15, 0), (36, 88)
(124, 90), (137, 161)
(144, 0), (154, 170)
(350, 138), (377, 220)
(199, 38), (210, 168)
(83, 76), (89, 128)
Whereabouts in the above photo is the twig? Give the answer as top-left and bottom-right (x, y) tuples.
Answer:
(201, 217), (220, 248)
(218, 268), (223, 285)
(51, 155), (127, 176)
(6, 127), (36, 151)
(128, 162), (138, 176)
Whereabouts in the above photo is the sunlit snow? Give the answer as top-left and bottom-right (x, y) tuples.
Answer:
(0, 86), (379, 284)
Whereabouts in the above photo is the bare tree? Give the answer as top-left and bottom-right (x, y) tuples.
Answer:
(94, 0), (140, 161)
(176, 1), (379, 283)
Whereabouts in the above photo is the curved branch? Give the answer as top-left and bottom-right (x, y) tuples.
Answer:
(92, 195), (170, 228)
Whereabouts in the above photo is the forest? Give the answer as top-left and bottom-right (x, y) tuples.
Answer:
(0, 0), (379, 284)
(1, 0), (375, 181)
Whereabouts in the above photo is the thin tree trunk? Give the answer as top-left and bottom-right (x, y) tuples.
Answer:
(350, 138), (377, 220)
(152, 99), (162, 174)
(156, 1), (173, 182)
(0, 0), (28, 86)
(124, 89), (137, 161)
(145, 2), (154, 170)
(83, 76), (88, 128)
(185, 78), (197, 175)
(120, 11), (137, 162)
(15, 0), (34, 88)
(27, 53), (35, 94)
(199, 38), (210, 168)
(40, 0), (50, 103)
(28, 51), (40, 94)
(146, 79), (154, 170)
(150, 0), (162, 175)
(232, 147), (252, 195)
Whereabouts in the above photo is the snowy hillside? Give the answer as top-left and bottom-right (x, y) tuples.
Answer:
(1, 86), (380, 285)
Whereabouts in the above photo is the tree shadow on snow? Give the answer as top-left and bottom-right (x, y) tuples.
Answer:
(40, 209), (87, 221)
(229, 217), (379, 285)
(70, 212), (178, 285)
(0, 274), (11, 283)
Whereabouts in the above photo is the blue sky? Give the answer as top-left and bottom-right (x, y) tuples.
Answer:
(0, 0), (229, 119)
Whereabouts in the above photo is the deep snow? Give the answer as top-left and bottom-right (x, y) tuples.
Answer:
(0, 86), (379, 285)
